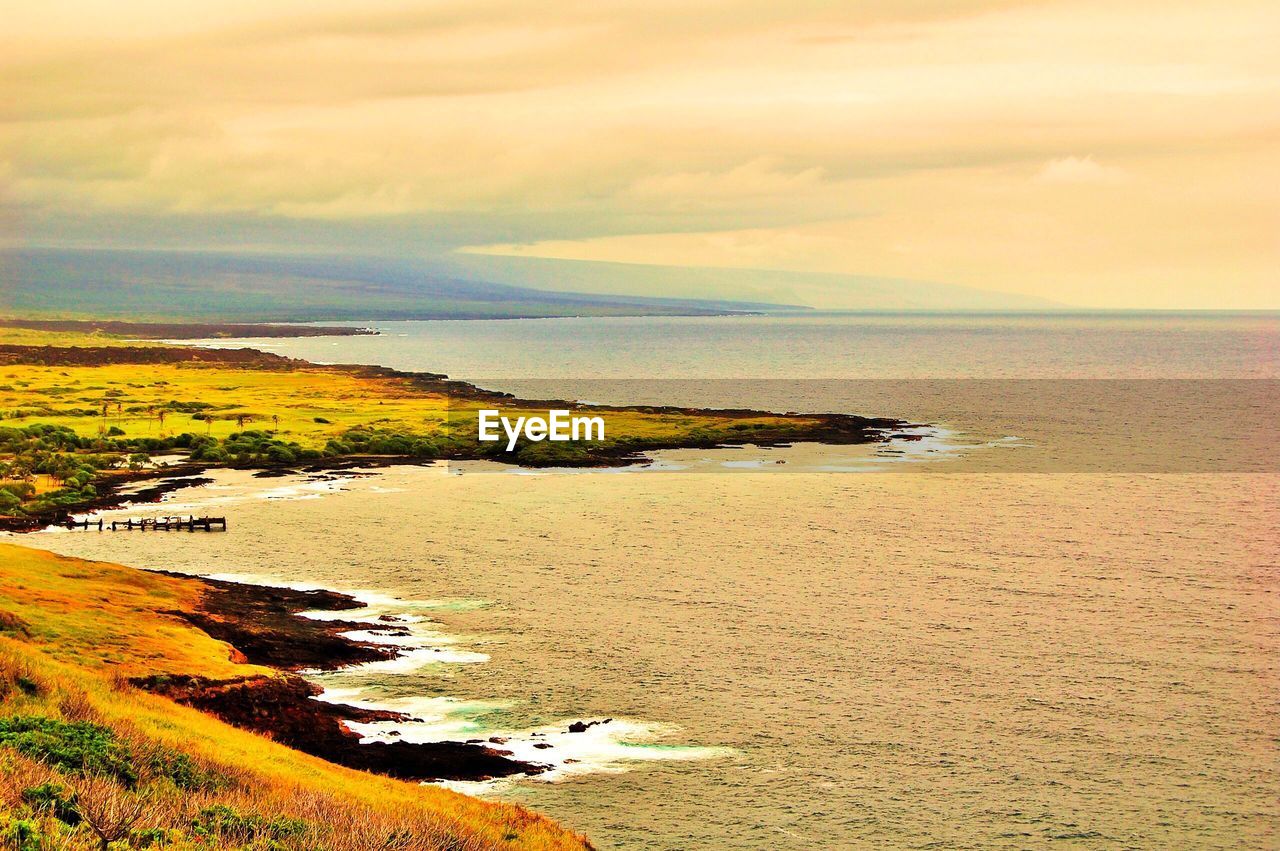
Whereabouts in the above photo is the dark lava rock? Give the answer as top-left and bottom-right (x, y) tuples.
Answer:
(134, 673), (542, 782)
(158, 574), (396, 671)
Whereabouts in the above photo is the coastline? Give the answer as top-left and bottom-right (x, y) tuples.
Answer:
(0, 318), (379, 339)
(133, 572), (550, 783)
(5, 525), (694, 790)
(0, 533), (548, 782)
(8, 316), (1275, 849)
(20, 464), (745, 793)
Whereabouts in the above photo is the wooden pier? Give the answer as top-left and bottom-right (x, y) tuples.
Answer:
(63, 515), (227, 532)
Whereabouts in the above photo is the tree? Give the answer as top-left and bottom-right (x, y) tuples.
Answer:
(235, 413), (251, 431)
(7, 457), (33, 481)
(71, 774), (152, 851)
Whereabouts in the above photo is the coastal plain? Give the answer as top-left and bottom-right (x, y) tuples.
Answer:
(0, 325), (896, 525)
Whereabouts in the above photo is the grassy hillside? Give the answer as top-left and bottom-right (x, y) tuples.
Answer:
(0, 542), (591, 850)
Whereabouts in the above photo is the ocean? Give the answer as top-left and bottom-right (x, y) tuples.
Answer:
(33, 312), (1280, 849)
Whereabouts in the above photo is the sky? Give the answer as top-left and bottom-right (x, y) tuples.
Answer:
(2, 0), (1277, 309)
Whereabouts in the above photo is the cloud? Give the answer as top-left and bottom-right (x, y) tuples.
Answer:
(1034, 156), (1128, 184)
(1, 0), (1277, 307)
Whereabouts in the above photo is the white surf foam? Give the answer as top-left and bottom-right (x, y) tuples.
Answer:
(345, 712), (734, 791)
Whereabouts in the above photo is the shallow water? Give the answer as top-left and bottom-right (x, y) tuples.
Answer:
(29, 313), (1280, 849)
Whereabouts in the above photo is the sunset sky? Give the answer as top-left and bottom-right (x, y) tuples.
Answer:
(3, 0), (1277, 308)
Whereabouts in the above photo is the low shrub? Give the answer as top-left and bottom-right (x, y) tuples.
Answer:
(190, 804), (308, 844)
(0, 655), (42, 701)
(21, 781), (80, 825)
(0, 613), (31, 640)
(0, 814), (42, 851)
(0, 717), (135, 787)
(142, 747), (226, 792)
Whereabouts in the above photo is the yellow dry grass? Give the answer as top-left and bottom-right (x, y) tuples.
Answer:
(0, 359), (806, 449)
(0, 542), (254, 679)
(0, 327), (159, 347)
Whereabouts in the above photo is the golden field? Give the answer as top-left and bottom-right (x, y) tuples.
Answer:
(0, 328), (160, 348)
(0, 358), (798, 450)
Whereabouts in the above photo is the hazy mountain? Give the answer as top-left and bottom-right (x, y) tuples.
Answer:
(0, 248), (796, 321)
(445, 254), (1067, 311)
(0, 246), (1064, 323)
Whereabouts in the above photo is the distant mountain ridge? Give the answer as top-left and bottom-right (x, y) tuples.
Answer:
(0, 247), (798, 321)
(1, 246), (1063, 322)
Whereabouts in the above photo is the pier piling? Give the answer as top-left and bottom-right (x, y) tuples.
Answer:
(73, 515), (226, 532)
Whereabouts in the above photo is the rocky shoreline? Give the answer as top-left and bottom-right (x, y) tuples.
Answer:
(137, 572), (548, 782)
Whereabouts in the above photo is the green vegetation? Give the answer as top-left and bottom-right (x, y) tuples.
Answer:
(0, 717), (138, 786)
(189, 805), (307, 844)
